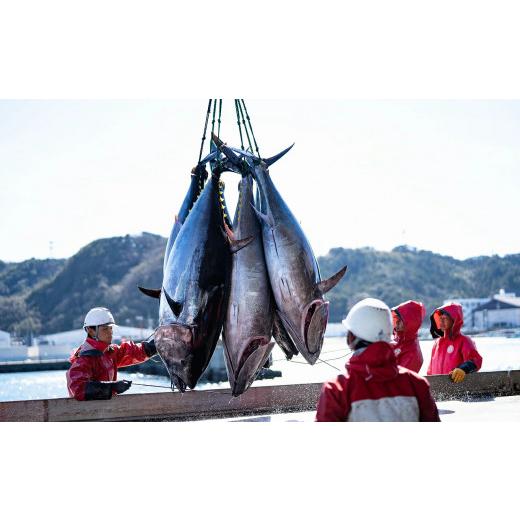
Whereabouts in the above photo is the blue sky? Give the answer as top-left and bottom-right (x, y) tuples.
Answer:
(1, 99), (519, 262)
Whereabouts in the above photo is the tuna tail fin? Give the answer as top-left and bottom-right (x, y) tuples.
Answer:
(263, 143), (295, 167)
(315, 265), (348, 294)
(138, 286), (162, 299)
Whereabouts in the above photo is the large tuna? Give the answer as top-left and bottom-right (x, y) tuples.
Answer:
(140, 157), (251, 391)
(214, 135), (347, 365)
(223, 173), (275, 396)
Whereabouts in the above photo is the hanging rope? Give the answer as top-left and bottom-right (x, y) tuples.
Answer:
(236, 99), (254, 153)
(210, 99), (218, 139)
(240, 99), (261, 158)
(217, 99), (222, 138)
(198, 99), (212, 164)
(235, 99), (245, 150)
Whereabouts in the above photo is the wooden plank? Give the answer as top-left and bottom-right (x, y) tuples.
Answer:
(0, 383), (323, 422)
(427, 371), (512, 400)
(3, 371), (520, 422)
(0, 399), (47, 422)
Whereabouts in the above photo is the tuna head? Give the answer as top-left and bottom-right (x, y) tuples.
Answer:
(277, 299), (329, 365)
(225, 335), (274, 397)
(155, 324), (199, 391)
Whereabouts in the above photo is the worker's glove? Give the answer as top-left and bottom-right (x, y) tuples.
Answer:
(449, 368), (466, 383)
(84, 381), (113, 400)
(143, 339), (157, 357)
(112, 380), (132, 394)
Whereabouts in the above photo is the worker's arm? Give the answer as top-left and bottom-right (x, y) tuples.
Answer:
(450, 337), (482, 383)
(412, 376), (441, 422)
(315, 377), (350, 422)
(84, 380), (132, 400)
(113, 340), (156, 368)
(67, 359), (95, 401)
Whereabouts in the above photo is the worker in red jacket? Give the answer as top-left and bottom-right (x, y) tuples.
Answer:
(316, 298), (439, 422)
(427, 302), (482, 382)
(391, 300), (425, 372)
(66, 307), (157, 401)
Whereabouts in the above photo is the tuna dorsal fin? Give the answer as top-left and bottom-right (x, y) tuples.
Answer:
(316, 265), (348, 294)
(163, 288), (183, 317)
(138, 286), (162, 299)
(250, 203), (275, 229)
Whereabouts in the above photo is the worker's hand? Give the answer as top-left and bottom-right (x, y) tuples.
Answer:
(143, 339), (157, 357)
(449, 368), (466, 383)
(112, 380), (132, 394)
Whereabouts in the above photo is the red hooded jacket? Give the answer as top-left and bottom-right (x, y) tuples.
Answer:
(427, 302), (482, 375)
(316, 341), (440, 422)
(66, 337), (150, 401)
(391, 300), (425, 373)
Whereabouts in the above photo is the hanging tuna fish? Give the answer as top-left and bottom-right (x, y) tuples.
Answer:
(139, 150), (252, 391)
(223, 172), (275, 396)
(214, 134), (347, 365)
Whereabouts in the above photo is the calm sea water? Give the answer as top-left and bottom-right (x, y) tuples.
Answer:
(1, 336), (519, 402)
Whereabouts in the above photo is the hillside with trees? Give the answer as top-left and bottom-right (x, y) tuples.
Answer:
(1, 235), (519, 336)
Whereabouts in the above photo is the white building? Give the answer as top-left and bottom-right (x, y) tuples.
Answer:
(473, 293), (520, 330)
(36, 325), (155, 360)
(0, 330), (11, 349)
(442, 297), (489, 328)
(443, 290), (518, 328)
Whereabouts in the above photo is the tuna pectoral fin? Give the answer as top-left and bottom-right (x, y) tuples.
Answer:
(163, 288), (183, 317)
(273, 311), (299, 359)
(221, 225), (255, 253)
(230, 235), (254, 254)
(316, 265), (348, 294)
(138, 286), (162, 299)
(251, 203), (275, 229)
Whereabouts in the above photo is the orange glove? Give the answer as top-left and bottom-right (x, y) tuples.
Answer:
(449, 368), (466, 383)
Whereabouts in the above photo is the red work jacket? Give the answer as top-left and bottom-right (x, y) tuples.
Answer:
(427, 302), (482, 375)
(316, 341), (440, 422)
(391, 300), (425, 373)
(66, 337), (149, 401)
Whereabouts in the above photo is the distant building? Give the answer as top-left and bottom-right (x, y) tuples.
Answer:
(443, 290), (518, 329)
(0, 330), (11, 349)
(36, 325), (155, 360)
(473, 291), (520, 330)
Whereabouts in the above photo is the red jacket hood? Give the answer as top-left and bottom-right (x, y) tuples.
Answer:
(392, 300), (425, 342)
(430, 302), (464, 339)
(346, 342), (399, 382)
(70, 337), (110, 361)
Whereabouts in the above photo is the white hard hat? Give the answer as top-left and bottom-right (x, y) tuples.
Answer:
(342, 298), (392, 343)
(84, 307), (116, 328)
